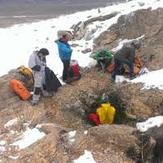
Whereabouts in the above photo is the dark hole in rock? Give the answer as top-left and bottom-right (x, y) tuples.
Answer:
(85, 92), (137, 126)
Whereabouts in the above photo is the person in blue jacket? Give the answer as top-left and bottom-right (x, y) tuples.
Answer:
(56, 31), (73, 82)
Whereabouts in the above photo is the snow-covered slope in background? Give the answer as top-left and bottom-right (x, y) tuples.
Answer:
(0, 0), (162, 88)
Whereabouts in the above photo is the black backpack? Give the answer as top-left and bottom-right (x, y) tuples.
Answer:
(45, 67), (62, 92)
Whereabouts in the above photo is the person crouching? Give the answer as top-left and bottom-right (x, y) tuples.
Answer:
(111, 40), (141, 81)
(28, 48), (49, 105)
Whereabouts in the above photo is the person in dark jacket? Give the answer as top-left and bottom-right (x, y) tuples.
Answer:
(111, 41), (141, 80)
(55, 31), (73, 82)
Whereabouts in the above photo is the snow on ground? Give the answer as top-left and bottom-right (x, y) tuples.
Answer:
(0, 0), (162, 78)
(0, 146), (6, 153)
(74, 150), (96, 163)
(68, 130), (76, 143)
(4, 118), (18, 128)
(132, 69), (163, 90)
(11, 127), (45, 149)
(8, 155), (19, 160)
(136, 116), (163, 132)
(0, 140), (6, 154)
(0, 141), (6, 146)
(112, 35), (145, 52)
(115, 69), (163, 90)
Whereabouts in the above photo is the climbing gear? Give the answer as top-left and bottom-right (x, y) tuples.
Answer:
(134, 56), (143, 75)
(88, 113), (100, 125)
(17, 65), (33, 88)
(9, 79), (31, 100)
(17, 65), (33, 79)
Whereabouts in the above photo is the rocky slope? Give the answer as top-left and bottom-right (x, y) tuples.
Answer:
(94, 8), (163, 70)
(0, 7), (163, 163)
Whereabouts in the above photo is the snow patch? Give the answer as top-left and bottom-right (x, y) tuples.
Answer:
(4, 118), (18, 128)
(8, 155), (19, 160)
(68, 130), (76, 143)
(0, 141), (6, 146)
(12, 127), (45, 149)
(74, 150), (96, 163)
(132, 69), (163, 90)
(115, 75), (130, 83)
(0, 146), (6, 152)
(112, 35), (144, 52)
(69, 130), (76, 138)
(136, 116), (163, 132)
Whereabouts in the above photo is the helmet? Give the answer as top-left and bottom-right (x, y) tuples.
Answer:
(38, 48), (49, 56)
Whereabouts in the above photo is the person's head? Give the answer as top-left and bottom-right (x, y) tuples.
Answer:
(38, 48), (49, 57)
(61, 34), (70, 42)
(58, 30), (73, 42)
(131, 40), (141, 50)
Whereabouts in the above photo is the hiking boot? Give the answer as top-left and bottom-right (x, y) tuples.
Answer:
(45, 92), (53, 97)
(42, 90), (53, 97)
(30, 100), (38, 106)
(64, 78), (72, 84)
(109, 75), (115, 83)
(110, 77), (115, 83)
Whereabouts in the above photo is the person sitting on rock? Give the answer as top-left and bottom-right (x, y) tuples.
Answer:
(55, 31), (73, 83)
(28, 48), (50, 105)
(111, 40), (141, 81)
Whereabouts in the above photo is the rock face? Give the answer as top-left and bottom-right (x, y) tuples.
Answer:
(94, 8), (163, 70)
(0, 67), (159, 163)
(72, 12), (118, 40)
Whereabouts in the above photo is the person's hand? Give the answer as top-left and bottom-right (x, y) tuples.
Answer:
(32, 65), (41, 71)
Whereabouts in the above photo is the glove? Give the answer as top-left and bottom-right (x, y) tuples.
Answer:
(32, 65), (41, 71)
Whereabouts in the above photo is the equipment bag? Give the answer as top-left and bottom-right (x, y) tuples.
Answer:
(134, 56), (143, 75)
(17, 65), (34, 88)
(45, 67), (62, 92)
(17, 65), (33, 79)
(9, 79), (31, 100)
(96, 103), (116, 124)
(68, 60), (81, 82)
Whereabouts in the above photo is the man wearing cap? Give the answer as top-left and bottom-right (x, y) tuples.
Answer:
(28, 48), (49, 105)
(55, 31), (73, 82)
(111, 40), (141, 80)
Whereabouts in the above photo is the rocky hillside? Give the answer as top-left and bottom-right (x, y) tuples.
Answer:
(94, 8), (163, 70)
(0, 7), (163, 163)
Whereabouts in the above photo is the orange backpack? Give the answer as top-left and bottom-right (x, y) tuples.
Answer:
(9, 79), (31, 100)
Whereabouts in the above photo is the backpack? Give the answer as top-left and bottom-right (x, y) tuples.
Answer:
(134, 56), (143, 75)
(69, 60), (81, 79)
(96, 103), (116, 124)
(17, 66), (33, 88)
(17, 65), (33, 79)
(45, 67), (62, 92)
(9, 79), (31, 100)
